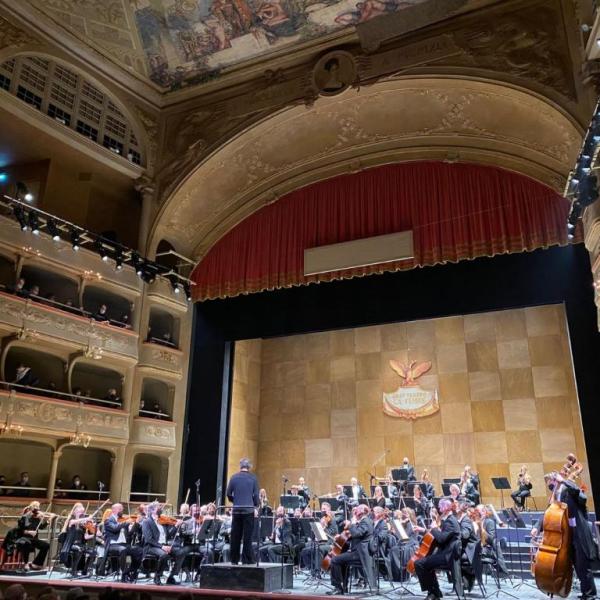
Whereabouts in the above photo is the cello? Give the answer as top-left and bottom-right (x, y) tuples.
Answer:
(321, 526), (351, 571)
(407, 507), (440, 574)
(531, 456), (583, 597)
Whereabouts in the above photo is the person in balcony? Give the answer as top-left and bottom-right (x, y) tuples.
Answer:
(104, 388), (121, 406)
(54, 479), (67, 499)
(160, 332), (175, 347)
(153, 401), (167, 420)
(93, 304), (109, 322)
(13, 364), (39, 391)
(29, 285), (40, 300)
(44, 381), (59, 399)
(11, 472), (32, 497)
(70, 475), (88, 499)
(64, 298), (82, 315)
(11, 277), (29, 297)
(0, 475), (7, 495)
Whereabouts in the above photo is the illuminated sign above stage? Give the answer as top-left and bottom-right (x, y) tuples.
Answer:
(383, 360), (439, 419)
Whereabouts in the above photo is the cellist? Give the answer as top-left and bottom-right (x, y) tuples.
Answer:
(531, 471), (597, 600)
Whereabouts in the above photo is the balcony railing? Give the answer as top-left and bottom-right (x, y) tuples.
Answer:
(130, 416), (176, 449)
(0, 384), (129, 441)
(138, 341), (183, 378)
(0, 290), (138, 360)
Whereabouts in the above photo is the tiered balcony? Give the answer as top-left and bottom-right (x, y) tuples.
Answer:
(130, 416), (176, 449)
(0, 291), (139, 360)
(138, 341), (184, 378)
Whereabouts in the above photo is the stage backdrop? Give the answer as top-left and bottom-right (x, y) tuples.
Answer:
(227, 304), (592, 508)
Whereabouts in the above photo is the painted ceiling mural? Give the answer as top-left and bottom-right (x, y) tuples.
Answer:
(29, 0), (468, 91)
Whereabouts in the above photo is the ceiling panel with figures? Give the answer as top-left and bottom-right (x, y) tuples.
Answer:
(27, 0), (482, 92)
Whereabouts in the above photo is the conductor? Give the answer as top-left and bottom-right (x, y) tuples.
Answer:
(226, 457), (260, 565)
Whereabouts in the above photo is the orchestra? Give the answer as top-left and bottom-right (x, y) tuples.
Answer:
(0, 453), (593, 599)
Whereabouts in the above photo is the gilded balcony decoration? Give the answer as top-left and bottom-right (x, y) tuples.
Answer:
(0, 292), (139, 361)
(138, 342), (183, 379)
(146, 278), (189, 312)
(0, 388), (129, 442)
(130, 416), (176, 450)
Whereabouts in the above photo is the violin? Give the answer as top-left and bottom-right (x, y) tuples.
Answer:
(158, 514), (179, 526)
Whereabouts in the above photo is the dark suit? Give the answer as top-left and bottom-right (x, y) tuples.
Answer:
(226, 470), (259, 564)
(458, 515), (478, 589)
(96, 514), (129, 575)
(330, 517), (376, 592)
(141, 517), (184, 582)
(260, 518), (292, 562)
(415, 514), (461, 596)
(482, 517), (508, 575)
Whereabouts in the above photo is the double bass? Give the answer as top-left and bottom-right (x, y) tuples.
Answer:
(532, 455), (583, 597)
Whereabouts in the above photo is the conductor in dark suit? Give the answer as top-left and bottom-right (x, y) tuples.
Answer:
(328, 504), (375, 595)
(532, 472), (597, 599)
(414, 498), (461, 600)
(226, 457), (260, 565)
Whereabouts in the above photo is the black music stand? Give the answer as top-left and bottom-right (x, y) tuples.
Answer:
(281, 495), (301, 512)
(443, 477), (461, 485)
(319, 497), (341, 511)
(391, 468), (409, 483)
(491, 477), (511, 509)
(441, 483), (453, 497)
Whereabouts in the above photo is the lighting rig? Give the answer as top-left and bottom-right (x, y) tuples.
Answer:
(565, 101), (600, 238)
(1, 194), (194, 301)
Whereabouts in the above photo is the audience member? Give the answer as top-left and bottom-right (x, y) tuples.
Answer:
(70, 475), (87, 498)
(29, 285), (40, 298)
(152, 402), (167, 420)
(54, 478), (67, 498)
(104, 388), (121, 406)
(12, 278), (28, 298)
(13, 364), (39, 389)
(11, 472), (31, 497)
(94, 304), (109, 322)
(4, 583), (26, 600)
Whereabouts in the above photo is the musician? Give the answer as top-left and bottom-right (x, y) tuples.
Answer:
(349, 477), (367, 507)
(11, 472), (32, 497)
(298, 476), (311, 506)
(120, 504), (145, 583)
(290, 485), (307, 509)
(259, 505), (292, 562)
(59, 503), (97, 577)
(401, 457), (417, 482)
(372, 486), (387, 509)
(478, 504), (509, 576)
(414, 498), (461, 600)
(328, 505), (376, 596)
(464, 466), (479, 491)
(299, 502), (338, 570)
(421, 470), (435, 500)
(456, 502), (478, 592)
(226, 457), (260, 565)
(413, 484), (429, 525)
(384, 472), (400, 498)
(370, 506), (395, 569)
(10, 502), (50, 570)
(447, 484), (462, 502)
(531, 471), (597, 600)
(460, 471), (479, 506)
(96, 503), (130, 577)
(511, 465), (532, 510)
(140, 502), (185, 585)
(389, 508), (421, 582)
(258, 488), (272, 516)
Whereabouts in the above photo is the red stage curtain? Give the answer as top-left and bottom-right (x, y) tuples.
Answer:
(192, 162), (571, 300)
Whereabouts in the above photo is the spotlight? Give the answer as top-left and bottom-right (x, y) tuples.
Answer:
(567, 231), (575, 240)
(13, 205), (28, 230)
(132, 252), (143, 276)
(184, 283), (192, 302)
(0, 172), (7, 183)
(567, 222), (576, 231)
(115, 250), (124, 271)
(46, 219), (61, 241)
(70, 228), (81, 251)
(16, 181), (33, 202)
(96, 240), (109, 262)
(169, 274), (180, 293)
(28, 211), (40, 235)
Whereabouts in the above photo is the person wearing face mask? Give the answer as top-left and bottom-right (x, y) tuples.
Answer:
(70, 475), (87, 499)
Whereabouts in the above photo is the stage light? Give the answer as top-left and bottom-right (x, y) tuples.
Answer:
(16, 181), (33, 202)
(169, 273), (180, 293)
(13, 205), (28, 230)
(184, 283), (192, 302)
(47, 219), (61, 241)
(0, 172), (7, 183)
(567, 231), (575, 240)
(132, 252), (143, 276)
(96, 240), (109, 262)
(28, 211), (40, 235)
(70, 228), (81, 251)
(115, 250), (124, 271)
(567, 222), (575, 231)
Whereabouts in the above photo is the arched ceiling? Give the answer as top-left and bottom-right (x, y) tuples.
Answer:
(151, 76), (582, 259)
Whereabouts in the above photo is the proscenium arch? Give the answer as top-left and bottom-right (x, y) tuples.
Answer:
(151, 77), (584, 262)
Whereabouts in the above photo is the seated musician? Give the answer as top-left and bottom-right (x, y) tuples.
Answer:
(530, 471), (597, 600)
(120, 504), (145, 583)
(298, 476), (311, 506)
(259, 488), (272, 516)
(372, 486), (387, 509)
(299, 502), (338, 571)
(349, 477), (367, 507)
(389, 508), (421, 582)
(477, 504), (509, 576)
(197, 502), (223, 564)
(384, 472), (399, 498)
(464, 466), (480, 491)
(402, 457), (417, 482)
(413, 485), (429, 525)
(5, 502), (51, 570)
(327, 504), (376, 596)
(456, 502), (478, 592)
(447, 483), (462, 503)
(96, 503), (130, 576)
(59, 503), (97, 577)
(421, 470), (436, 501)
(414, 498), (461, 600)
(460, 472), (480, 506)
(370, 507), (395, 579)
(511, 465), (532, 510)
(259, 505), (292, 562)
(290, 485), (307, 509)
(141, 502), (186, 585)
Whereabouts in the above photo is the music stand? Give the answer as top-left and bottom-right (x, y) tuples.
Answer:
(443, 477), (461, 485)
(280, 494), (301, 511)
(491, 477), (511, 509)
(320, 497), (341, 511)
(441, 483), (453, 497)
(391, 468), (409, 482)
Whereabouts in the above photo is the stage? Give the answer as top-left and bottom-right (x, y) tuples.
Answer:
(0, 568), (594, 600)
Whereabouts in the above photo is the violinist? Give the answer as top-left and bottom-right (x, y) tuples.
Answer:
(511, 465), (532, 510)
(96, 503), (131, 576)
(413, 484), (429, 525)
(389, 508), (421, 582)
(456, 501), (478, 592)
(478, 504), (508, 576)
(258, 488), (272, 516)
(299, 502), (337, 570)
(327, 504), (375, 596)
(141, 501), (185, 585)
(414, 498), (460, 600)
(11, 501), (51, 570)
(531, 471), (597, 600)
(59, 503), (97, 577)
(119, 504), (146, 583)
(370, 507), (394, 565)
(259, 505), (292, 562)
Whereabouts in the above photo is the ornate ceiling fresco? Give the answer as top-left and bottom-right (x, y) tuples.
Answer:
(26, 0), (477, 91)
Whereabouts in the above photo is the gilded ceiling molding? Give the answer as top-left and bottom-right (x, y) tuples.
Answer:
(0, 15), (38, 48)
(149, 77), (582, 260)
